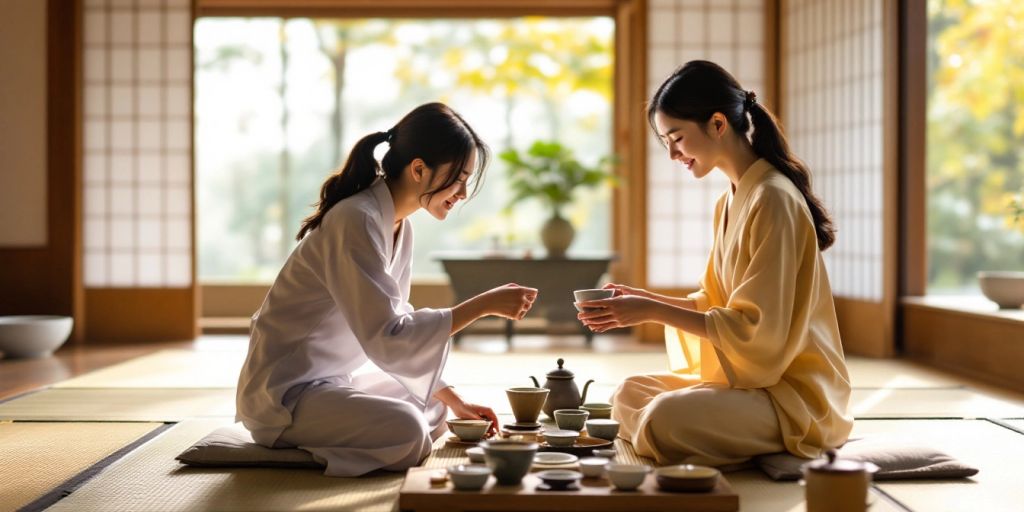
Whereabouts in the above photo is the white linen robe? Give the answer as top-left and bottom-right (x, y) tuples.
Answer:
(236, 179), (453, 476)
(613, 159), (853, 466)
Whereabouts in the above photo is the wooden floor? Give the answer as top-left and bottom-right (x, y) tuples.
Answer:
(0, 333), (652, 402)
(4, 334), (1024, 511)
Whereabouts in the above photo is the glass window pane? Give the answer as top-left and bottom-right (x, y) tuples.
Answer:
(195, 17), (614, 283)
(926, 2), (1024, 295)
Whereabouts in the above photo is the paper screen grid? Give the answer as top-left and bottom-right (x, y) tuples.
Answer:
(782, 0), (884, 301)
(82, 0), (192, 288)
(646, 0), (766, 288)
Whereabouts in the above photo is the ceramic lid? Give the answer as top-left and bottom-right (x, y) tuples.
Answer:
(802, 449), (879, 474)
(546, 358), (575, 379)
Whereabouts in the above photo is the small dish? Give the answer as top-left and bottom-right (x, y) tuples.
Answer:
(592, 448), (617, 459)
(655, 464), (720, 492)
(535, 469), (583, 491)
(534, 452), (578, 465)
(466, 446), (485, 463)
(447, 464), (492, 491)
(505, 421), (543, 431)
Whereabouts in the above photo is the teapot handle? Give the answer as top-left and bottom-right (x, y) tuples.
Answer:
(580, 379), (595, 404)
(529, 376), (541, 388)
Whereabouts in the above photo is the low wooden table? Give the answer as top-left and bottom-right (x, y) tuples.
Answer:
(399, 466), (739, 511)
(435, 252), (615, 347)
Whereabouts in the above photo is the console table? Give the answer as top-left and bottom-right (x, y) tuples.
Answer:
(435, 252), (615, 347)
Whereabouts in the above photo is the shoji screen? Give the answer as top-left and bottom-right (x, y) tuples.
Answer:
(645, 0), (767, 288)
(781, 0), (895, 356)
(82, 0), (195, 340)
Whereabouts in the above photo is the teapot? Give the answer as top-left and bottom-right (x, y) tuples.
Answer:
(529, 358), (594, 419)
(801, 449), (878, 512)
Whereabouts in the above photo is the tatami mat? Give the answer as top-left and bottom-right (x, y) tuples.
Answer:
(48, 419), (466, 512)
(844, 358), (964, 389)
(0, 388), (236, 422)
(724, 470), (906, 512)
(53, 350), (245, 389)
(852, 419), (1024, 512)
(849, 387), (1024, 419)
(0, 421), (161, 511)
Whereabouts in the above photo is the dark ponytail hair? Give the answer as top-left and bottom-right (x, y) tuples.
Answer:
(647, 60), (836, 251)
(297, 102), (490, 240)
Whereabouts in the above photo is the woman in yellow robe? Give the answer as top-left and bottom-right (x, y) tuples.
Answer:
(577, 60), (852, 467)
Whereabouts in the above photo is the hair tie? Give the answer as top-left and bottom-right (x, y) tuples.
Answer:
(385, 128), (395, 143)
(743, 90), (757, 111)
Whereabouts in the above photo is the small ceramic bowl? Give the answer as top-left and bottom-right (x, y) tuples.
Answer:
(536, 469), (583, 490)
(579, 402), (613, 419)
(578, 457), (608, 478)
(447, 419), (491, 442)
(553, 409), (590, 431)
(606, 463), (650, 491)
(585, 419), (620, 441)
(447, 464), (492, 491)
(592, 448), (617, 459)
(655, 464), (720, 492)
(543, 429), (580, 447)
(466, 446), (485, 463)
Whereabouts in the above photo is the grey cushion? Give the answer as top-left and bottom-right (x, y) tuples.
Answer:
(175, 423), (323, 469)
(755, 437), (978, 481)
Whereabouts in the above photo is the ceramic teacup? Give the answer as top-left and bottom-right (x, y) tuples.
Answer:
(447, 464), (492, 491)
(505, 387), (550, 424)
(573, 288), (614, 312)
(579, 457), (609, 478)
(554, 409), (590, 431)
(447, 419), (491, 442)
(543, 429), (580, 447)
(585, 419), (620, 441)
(606, 463), (651, 491)
(579, 402), (613, 419)
(481, 440), (538, 486)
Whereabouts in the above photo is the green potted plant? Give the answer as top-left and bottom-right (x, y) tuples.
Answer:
(501, 140), (617, 258)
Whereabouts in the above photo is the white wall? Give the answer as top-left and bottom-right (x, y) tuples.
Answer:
(0, 0), (48, 247)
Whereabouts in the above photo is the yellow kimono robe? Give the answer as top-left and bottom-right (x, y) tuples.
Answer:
(613, 159), (852, 465)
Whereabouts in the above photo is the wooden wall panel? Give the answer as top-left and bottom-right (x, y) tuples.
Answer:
(85, 288), (196, 342)
(903, 303), (1024, 392)
(0, 0), (84, 344)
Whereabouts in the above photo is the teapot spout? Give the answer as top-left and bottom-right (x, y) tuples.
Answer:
(580, 379), (595, 405)
(529, 376), (541, 388)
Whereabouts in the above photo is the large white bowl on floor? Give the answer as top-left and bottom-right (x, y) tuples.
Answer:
(0, 315), (73, 359)
(978, 271), (1024, 309)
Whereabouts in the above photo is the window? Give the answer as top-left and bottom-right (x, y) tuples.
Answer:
(926, 0), (1024, 294)
(194, 17), (614, 283)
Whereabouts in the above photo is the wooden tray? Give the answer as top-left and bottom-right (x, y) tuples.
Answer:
(398, 467), (739, 511)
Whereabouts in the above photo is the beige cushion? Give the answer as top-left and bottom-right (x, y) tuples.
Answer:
(755, 437), (978, 481)
(175, 423), (322, 469)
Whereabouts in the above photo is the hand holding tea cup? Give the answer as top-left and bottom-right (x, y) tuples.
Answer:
(576, 294), (658, 333)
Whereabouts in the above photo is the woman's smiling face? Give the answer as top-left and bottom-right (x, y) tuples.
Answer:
(420, 151), (477, 221)
(653, 111), (720, 179)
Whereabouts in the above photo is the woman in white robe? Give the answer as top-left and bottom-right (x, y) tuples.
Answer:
(577, 61), (852, 467)
(237, 103), (538, 477)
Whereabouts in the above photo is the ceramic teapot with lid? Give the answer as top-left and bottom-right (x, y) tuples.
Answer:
(529, 358), (594, 418)
(801, 449), (878, 512)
